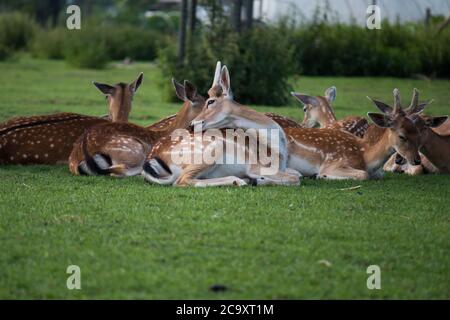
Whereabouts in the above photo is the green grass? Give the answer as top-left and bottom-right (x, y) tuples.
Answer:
(0, 58), (449, 299)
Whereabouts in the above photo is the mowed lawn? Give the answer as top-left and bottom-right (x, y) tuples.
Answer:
(0, 58), (449, 299)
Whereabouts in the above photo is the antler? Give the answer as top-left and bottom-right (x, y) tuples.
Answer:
(405, 88), (433, 115)
(410, 88), (419, 110)
(393, 88), (402, 113)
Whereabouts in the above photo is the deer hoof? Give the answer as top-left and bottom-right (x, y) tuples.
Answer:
(233, 178), (248, 186)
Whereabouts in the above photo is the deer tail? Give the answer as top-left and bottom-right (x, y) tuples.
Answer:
(142, 157), (176, 185)
(80, 130), (112, 176)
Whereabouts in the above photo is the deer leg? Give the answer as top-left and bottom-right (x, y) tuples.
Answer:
(420, 154), (439, 174)
(68, 137), (84, 175)
(191, 176), (249, 187)
(383, 153), (401, 172)
(247, 165), (301, 186)
(318, 164), (369, 180)
(403, 164), (424, 176)
(175, 164), (248, 187)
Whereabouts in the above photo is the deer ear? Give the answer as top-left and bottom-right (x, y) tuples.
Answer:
(325, 86), (336, 103)
(291, 92), (319, 106)
(220, 65), (232, 98)
(424, 115), (448, 128)
(93, 82), (115, 95)
(172, 78), (186, 101)
(184, 80), (197, 103)
(130, 72), (144, 93)
(368, 112), (393, 128)
(368, 97), (393, 114)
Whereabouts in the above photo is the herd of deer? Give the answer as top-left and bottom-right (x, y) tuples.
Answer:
(0, 61), (448, 187)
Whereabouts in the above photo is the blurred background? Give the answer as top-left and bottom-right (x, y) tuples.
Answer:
(0, 0), (449, 106)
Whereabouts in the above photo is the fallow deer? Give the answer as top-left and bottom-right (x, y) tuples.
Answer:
(179, 63), (422, 181)
(383, 89), (449, 175)
(409, 114), (449, 173)
(386, 118), (449, 175)
(142, 62), (301, 187)
(69, 79), (207, 176)
(291, 87), (369, 137)
(0, 73), (143, 165)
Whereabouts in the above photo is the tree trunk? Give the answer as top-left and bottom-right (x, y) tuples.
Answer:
(233, 0), (243, 33)
(245, 0), (254, 29)
(178, 0), (188, 65)
(189, 0), (197, 33)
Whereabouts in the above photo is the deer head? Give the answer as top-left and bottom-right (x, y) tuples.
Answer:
(291, 86), (337, 128)
(171, 78), (206, 129)
(367, 88), (422, 166)
(409, 113), (448, 142)
(403, 88), (447, 140)
(191, 61), (278, 130)
(93, 72), (143, 123)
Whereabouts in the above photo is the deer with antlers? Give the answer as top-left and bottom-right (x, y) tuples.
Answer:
(382, 89), (449, 175)
(409, 114), (449, 173)
(69, 79), (207, 176)
(0, 73), (143, 165)
(142, 62), (301, 186)
(164, 62), (423, 181)
(291, 87), (369, 137)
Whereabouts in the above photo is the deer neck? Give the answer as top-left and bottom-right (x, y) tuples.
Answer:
(317, 102), (337, 127)
(110, 107), (130, 123)
(146, 102), (193, 140)
(362, 125), (395, 172)
(229, 105), (288, 170)
(170, 102), (192, 131)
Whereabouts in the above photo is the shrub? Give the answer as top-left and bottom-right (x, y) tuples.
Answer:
(290, 21), (450, 78)
(145, 14), (179, 35)
(0, 12), (38, 60)
(64, 28), (110, 69)
(0, 44), (12, 60)
(30, 21), (168, 67)
(31, 28), (66, 59)
(226, 27), (295, 105)
(159, 25), (294, 106)
(104, 25), (166, 61)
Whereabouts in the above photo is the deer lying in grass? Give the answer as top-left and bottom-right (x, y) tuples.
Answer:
(69, 79), (206, 176)
(382, 89), (449, 175)
(142, 62), (301, 186)
(283, 89), (424, 179)
(409, 114), (449, 173)
(173, 63), (422, 181)
(384, 119), (449, 175)
(291, 87), (369, 137)
(0, 73), (143, 165)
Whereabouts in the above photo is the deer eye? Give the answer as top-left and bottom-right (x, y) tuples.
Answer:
(399, 135), (407, 141)
(207, 99), (215, 107)
(303, 106), (307, 112)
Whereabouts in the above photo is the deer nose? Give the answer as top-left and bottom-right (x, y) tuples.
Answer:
(395, 154), (405, 165)
(414, 156), (421, 166)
